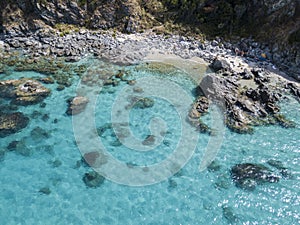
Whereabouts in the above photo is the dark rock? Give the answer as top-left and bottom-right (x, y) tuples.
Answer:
(39, 187), (51, 195)
(273, 114), (296, 128)
(0, 149), (5, 161)
(142, 135), (155, 146)
(56, 85), (65, 91)
(0, 112), (29, 137)
(38, 77), (55, 84)
(51, 159), (62, 168)
(194, 96), (209, 113)
(83, 171), (105, 188)
(7, 141), (19, 151)
(286, 82), (300, 99)
(246, 88), (260, 101)
(97, 123), (112, 136)
(265, 103), (279, 114)
(133, 97), (154, 109)
(267, 159), (286, 170)
(222, 206), (238, 224)
(231, 163), (280, 190)
(30, 127), (50, 140)
(168, 179), (177, 190)
(6, 138), (32, 156)
(66, 96), (89, 115)
(42, 114), (50, 122)
(240, 69), (253, 79)
(214, 174), (231, 189)
(259, 89), (273, 103)
(40, 102), (47, 108)
(210, 58), (231, 72)
(103, 79), (119, 86)
(207, 160), (221, 172)
(110, 139), (122, 147)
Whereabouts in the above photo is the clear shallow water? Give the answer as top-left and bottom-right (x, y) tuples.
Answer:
(0, 59), (299, 224)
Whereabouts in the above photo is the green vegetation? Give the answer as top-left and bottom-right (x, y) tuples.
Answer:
(54, 23), (80, 36)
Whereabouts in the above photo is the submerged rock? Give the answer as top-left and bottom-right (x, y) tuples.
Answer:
(83, 151), (100, 167)
(6, 139), (32, 156)
(207, 160), (221, 172)
(231, 163), (280, 190)
(222, 206), (238, 224)
(83, 171), (105, 188)
(267, 159), (286, 170)
(39, 187), (51, 195)
(0, 149), (5, 161)
(0, 112), (29, 137)
(132, 97), (154, 109)
(0, 79), (51, 105)
(30, 127), (50, 140)
(66, 96), (89, 115)
(142, 135), (155, 146)
(267, 159), (291, 179)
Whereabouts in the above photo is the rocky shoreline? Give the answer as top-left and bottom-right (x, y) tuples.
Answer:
(0, 29), (299, 81)
(0, 29), (300, 135)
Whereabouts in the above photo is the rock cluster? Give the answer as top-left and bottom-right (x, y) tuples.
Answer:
(189, 59), (296, 134)
(0, 78), (51, 105)
(231, 163), (280, 191)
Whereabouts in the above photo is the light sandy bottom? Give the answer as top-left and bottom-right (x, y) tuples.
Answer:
(144, 50), (209, 83)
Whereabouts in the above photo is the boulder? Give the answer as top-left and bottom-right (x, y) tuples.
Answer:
(0, 112), (29, 137)
(66, 96), (89, 115)
(210, 58), (231, 72)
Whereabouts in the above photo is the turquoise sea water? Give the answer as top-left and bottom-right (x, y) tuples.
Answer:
(0, 58), (299, 224)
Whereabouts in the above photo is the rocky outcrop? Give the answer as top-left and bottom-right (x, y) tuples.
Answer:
(0, 78), (51, 105)
(0, 112), (29, 137)
(190, 62), (296, 134)
(66, 96), (89, 115)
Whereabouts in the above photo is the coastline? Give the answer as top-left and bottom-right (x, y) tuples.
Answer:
(0, 29), (299, 134)
(0, 29), (299, 81)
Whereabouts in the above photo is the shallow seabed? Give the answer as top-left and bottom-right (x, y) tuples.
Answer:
(0, 58), (299, 225)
